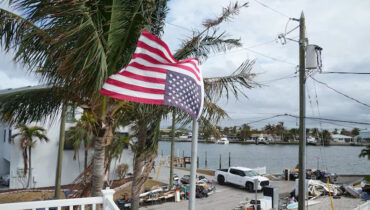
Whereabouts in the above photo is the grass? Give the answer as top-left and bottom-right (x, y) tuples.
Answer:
(0, 190), (66, 204)
(174, 167), (215, 176)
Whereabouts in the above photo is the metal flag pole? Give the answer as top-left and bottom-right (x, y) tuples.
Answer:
(188, 119), (199, 210)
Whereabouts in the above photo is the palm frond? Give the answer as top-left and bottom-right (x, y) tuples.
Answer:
(0, 86), (82, 124)
(202, 2), (249, 28)
(174, 30), (241, 61)
(173, 1), (248, 61)
(204, 59), (259, 101)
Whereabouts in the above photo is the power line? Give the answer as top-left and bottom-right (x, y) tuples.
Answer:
(320, 71), (370, 75)
(243, 48), (297, 66)
(285, 114), (370, 126)
(252, 0), (291, 19)
(258, 73), (297, 84)
(310, 76), (370, 109)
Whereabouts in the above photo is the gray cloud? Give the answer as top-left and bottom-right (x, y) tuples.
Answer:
(1, 0), (370, 130)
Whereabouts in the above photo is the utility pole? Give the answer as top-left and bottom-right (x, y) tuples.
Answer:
(170, 110), (176, 186)
(298, 11), (306, 210)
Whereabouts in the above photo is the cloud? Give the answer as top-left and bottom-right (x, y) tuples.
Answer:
(1, 0), (370, 130)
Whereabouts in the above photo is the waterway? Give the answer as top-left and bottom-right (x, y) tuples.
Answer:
(158, 141), (370, 175)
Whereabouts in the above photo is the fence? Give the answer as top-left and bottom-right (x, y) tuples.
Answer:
(0, 188), (119, 210)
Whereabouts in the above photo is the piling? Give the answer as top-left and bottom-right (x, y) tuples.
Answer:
(219, 154), (222, 169)
(228, 152), (231, 167)
(205, 151), (208, 168)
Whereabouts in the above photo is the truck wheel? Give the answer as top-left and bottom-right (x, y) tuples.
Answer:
(246, 182), (254, 192)
(217, 175), (225, 185)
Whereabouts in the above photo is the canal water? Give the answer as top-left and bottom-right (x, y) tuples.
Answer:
(158, 141), (370, 175)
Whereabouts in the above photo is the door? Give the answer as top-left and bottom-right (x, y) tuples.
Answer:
(228, 169), (241, 185)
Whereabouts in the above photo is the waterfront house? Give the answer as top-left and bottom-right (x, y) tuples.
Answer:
(354, 129), (370, 143)
(331, 134), (353, 143)
(250, 133), (274, 142)
(0, 86), (133, 189)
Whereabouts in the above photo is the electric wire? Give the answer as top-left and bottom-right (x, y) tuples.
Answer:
(310, 76), (370, 109)
(252, 0), (291, 19)
(320, 71), (370, 75)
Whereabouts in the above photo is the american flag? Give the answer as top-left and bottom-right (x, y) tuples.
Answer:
(100, 30), (204, 119)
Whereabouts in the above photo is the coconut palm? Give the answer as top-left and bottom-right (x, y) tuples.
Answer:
(66, 111), (97, 170)
(10, 124), (49, 188)
(359, 146), (370, 160)
(0, 1), (256, 206)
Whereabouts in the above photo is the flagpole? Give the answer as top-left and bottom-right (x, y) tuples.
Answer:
(188, 119), (198, 210)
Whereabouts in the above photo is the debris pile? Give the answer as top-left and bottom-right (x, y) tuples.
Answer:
(116, 174), (216, 209)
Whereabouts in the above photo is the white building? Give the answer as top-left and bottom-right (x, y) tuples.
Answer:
(331, 134), (353, 143)
(0, 86), (134, 189)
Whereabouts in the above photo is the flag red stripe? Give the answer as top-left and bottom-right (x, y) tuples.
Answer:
(106, 78), (165, 94)
(132, 53), (201, 81)
(180, 57), (200, 73)
(128, 62), (167, 74)
(137, 41), (173, 63)
(100, 88), (164, 105)
(118, 70), (166, 84)
(142, 30), (178, 63)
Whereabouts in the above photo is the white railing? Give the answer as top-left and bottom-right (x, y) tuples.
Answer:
(354, 201), (370, 210)
(0, 188), (119, 210)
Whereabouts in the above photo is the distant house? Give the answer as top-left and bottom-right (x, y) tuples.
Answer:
(250, 133), (274, 142)
(331, 134), (353, 143)
(354, 130), (370, 143)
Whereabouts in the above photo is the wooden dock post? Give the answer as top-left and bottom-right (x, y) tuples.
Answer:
(197, 156), (199, 168)
(205, 151), (208, 168)
(228, 152), (231, 167)
(219, 154), (222, 169)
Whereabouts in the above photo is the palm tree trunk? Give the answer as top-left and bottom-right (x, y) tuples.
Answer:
(27, 147), (32, 189)
(131, 119), (147, 210)
(55, 103), (67, 198)
(91, 134), (105, 197)
(84, 147), (88, 171)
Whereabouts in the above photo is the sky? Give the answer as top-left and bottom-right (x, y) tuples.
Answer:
(1, 0), (370, 130)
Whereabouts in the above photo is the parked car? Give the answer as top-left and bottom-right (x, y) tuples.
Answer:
(0, 174), (10, 186)
(215, 167), (269, 192)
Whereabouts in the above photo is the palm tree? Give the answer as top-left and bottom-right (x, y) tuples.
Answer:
(66, 111), (97, 170)
(0, 1), (256, 206)
(276, 122), (285, 141)
(359, 146), (370, 160)
(10, 124), (49, 189)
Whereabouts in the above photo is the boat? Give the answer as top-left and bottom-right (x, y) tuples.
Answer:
(256, 134), (270, 145)
(216, 136), (229, 144)
(307, 136), (317, 145)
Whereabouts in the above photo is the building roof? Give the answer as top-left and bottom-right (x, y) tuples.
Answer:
(0, 85), (49, 95)
(331, 134), (352, 139)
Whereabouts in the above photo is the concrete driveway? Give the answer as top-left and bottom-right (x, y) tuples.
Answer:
(144, 166), (294, 210)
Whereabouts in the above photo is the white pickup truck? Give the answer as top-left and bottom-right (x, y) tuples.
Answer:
(215, 166), (269, 192)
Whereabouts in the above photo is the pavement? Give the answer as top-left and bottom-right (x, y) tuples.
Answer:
(144, 166), (295, 210)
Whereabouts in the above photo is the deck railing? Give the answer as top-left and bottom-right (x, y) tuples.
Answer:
(0, 188), (119, 210)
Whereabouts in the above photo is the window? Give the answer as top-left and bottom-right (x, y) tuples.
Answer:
(66, 105), (76, 123)
(8, 129), (11, 142)
(230, 169), (239, 175)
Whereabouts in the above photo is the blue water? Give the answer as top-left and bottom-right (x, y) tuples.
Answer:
(158, 141), (370, 175)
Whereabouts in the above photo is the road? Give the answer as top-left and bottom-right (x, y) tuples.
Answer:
(144, 166), (294, 210)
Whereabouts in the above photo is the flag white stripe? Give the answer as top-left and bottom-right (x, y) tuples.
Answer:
(132, 57), (202, 85)
(136, 45), (200, 73)
(139, 35), (177, 63)
(110, 74), (165, 90)
(102, 83), (164, 100)
(135, 46), (169, 64)
(125, 65), (166, 79)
